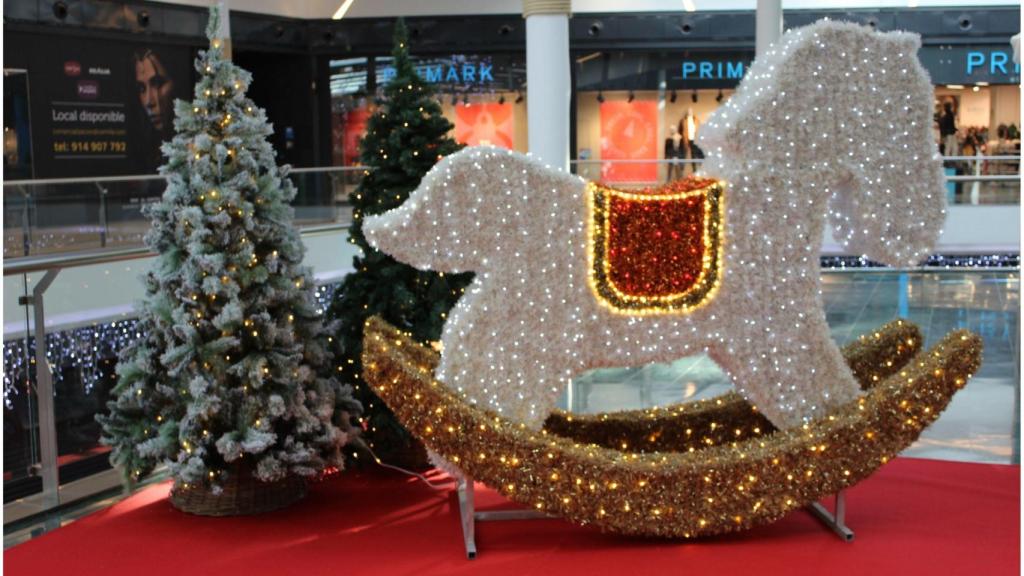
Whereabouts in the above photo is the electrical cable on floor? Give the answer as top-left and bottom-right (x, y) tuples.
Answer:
(352, 438), (451, 491)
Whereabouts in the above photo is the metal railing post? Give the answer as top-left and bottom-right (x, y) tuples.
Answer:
(27, 269), (61, 511)
(95, 183), (108, 248)
(18, 184), (31, 257)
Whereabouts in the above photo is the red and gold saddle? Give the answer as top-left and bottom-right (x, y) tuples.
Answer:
(587, 176), (724, 314)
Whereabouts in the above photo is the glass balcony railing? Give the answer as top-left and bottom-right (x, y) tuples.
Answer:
(4, 253), (1018, 529)
(1, 156), (1019, 530)
(2, 231), (352, 526)
(2, 166), (364, 259)
(3, 157), (1017, 259)
(570, 156), (1021, 205)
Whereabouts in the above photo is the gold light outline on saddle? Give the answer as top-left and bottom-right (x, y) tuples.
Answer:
(586, 180), (725, 315)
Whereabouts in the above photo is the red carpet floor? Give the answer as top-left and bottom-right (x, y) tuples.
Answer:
(5, 457), (1019, 575)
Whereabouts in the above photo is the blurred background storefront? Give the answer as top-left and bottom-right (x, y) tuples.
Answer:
(4, 3), (1020, 181)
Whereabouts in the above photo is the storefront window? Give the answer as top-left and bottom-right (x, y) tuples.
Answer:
(329, 53), (528, 165)
(922, 44), (1021, 203)
(329, 58), (371, 166)
(574, 50), (747, 184)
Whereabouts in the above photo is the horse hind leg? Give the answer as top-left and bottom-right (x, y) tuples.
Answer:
(710, 312), (861, 430)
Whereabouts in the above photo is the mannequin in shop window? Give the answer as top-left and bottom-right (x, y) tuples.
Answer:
(679, 109), (704, 176)
(665, 124), (684, 181)
(988, 124), (1015, 177)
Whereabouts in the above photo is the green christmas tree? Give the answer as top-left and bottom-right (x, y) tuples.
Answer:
(98, 8), (360, 493)
(327, 19), (471, 467)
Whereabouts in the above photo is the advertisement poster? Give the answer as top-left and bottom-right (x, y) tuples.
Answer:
(454, 103), (514, 149)
(600, 101), (658, 183)
(25, 36), (191, 177)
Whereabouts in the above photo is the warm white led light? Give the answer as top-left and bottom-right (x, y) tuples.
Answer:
(364, 20), (945, 436)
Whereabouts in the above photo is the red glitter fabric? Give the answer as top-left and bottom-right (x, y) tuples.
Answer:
(603, 177), (718, 298)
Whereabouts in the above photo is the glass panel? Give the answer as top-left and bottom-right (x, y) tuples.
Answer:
(96, 180), (163, 250)
(49, 317), (129, 487)
(563, 269), (1019, 464)
(3, 274), (41, 505)
(25, 260), (150, 499)
(3, 170), (359, 258)
(3, 184), (31, 258)
(291, 171), (344, 225)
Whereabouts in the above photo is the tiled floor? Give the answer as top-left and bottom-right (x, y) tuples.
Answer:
(563, 270), (1020, 465)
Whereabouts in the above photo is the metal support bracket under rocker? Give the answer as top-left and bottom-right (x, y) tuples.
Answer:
(456, 476), (853, 559)
(807, 491), (855, 541)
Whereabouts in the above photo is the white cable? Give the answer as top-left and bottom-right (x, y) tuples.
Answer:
(353, 438), (450, 491)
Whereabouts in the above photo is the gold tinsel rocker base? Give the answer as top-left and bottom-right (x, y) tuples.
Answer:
(169, 463), (308, 517)
(362, 316), (982, 538)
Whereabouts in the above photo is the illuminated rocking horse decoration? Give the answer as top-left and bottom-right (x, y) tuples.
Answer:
(360, 21), (979, 540)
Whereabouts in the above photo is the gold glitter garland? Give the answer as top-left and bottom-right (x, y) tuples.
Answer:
(363, 316), (981, 538)
(543, 319), (923, 453)
(587, 178), (725, 314)
(378, 318), (922, 454)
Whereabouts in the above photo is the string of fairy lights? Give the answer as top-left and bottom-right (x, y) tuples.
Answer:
(362, 315), (981, 537)
(1, 284), (337, 411)
(358, 21), (964, 432)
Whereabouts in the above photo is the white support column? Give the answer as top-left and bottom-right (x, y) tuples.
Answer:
(215, 0), (232, 59)
(524, 0), (571, 172)
(755, 0), (783, 58)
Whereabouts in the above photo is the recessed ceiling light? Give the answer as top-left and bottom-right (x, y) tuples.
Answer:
(332, 0), (355, 20)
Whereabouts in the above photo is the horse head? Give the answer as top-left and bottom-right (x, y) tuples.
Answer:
(363, 146), (583, 274)
(699, 20), (945, 267)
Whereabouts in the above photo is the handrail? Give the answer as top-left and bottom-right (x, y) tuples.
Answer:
(289, 166), (368, 174)
(4, 174), (165, 186)
(946, 175), (1020, 181)
(3, 158), (1017, 184)
(2, 166), (369, 187)
(570, 156), (1021, 164)
(943, 155), (1022, 161)
(3, 222), (349, 276)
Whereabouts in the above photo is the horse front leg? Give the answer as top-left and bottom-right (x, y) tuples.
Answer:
(710, 308), (862, 430)
(436, 301), (560, 430)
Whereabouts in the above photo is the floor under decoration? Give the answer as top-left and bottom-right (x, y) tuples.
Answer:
(4, 458), (1017, 575)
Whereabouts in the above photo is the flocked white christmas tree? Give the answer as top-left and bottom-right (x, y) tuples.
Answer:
(99, 8), (360, 495)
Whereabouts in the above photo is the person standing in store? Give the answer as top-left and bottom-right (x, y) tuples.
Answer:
(938, 100), (958, 157)
(665, 124), (684, 181)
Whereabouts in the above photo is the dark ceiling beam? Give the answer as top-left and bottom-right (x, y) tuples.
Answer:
(4, 1), (1019, 55)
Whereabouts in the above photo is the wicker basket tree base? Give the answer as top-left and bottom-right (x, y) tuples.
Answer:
(170, 463), (308, 516)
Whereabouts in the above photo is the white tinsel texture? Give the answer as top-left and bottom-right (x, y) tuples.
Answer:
(363, 20), (945, 431)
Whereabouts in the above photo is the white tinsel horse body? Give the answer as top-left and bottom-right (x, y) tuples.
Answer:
(364, 21), (945, 431)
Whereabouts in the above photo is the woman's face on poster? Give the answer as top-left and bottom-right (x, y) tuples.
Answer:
(135, 53), (174, 133)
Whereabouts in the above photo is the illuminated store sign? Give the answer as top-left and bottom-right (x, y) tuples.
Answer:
(918, 45), (1020, 85)
(965, 51), (1019, 77)
(680, 60), (746, 80)
(380, 58), (496, 86)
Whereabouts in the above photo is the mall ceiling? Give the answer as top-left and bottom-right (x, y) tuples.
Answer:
(165, 0), (1023, 19)
(5, 1), (1017, 56)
